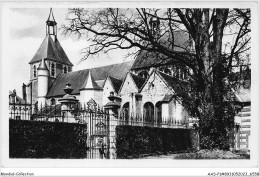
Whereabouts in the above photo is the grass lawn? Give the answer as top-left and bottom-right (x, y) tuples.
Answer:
(173, 149), (250, 159)
(138, 149), (250, 159)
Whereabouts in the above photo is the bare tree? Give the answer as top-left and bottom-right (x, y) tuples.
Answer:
(62, 8), (251, 150)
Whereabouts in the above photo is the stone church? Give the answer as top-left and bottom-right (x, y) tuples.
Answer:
(22, 9), (191, 124)
(11, 9), (250, 152)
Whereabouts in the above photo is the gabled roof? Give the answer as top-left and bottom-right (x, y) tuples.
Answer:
(108, 76), (123, 93)
(46, 61), (134, 97)
(139, 69), (187, 93)
(157, 70), (188, 89)
(29, 35), (73, 66)
(130, 73), (146, 89)
(118, 72), (145, 94)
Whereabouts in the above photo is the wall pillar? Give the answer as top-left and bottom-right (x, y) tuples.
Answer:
(104, 91), (120, 159)
(58, 83), (79, 123)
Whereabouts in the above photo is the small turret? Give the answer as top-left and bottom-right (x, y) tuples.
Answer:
(37, 59), (49, 106)
(46, 8), (57, 40)
(79, 70), (103, 107)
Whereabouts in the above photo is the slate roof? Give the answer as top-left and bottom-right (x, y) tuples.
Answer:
(161, 94), (175, 102)
(54, 39), (73, 66)
(29, 35), (73, 66)
(130, 73), (146, 89)
(46, 61), (134, 97)
(108, 76), (123, 93)
(157, 70), (188, 89)
(131, 32), (190, 70)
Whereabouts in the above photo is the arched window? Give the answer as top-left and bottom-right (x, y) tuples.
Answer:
(155, 102), (162, 124)
(143, 102), (154, 123)
(51, 98), (56, 105)
(122, 102), (130, 124)
(138, 71), (148, 80)
(33, 65), (37, 78)
(51, 63), (55, 77)
(63, 66), (67, 74)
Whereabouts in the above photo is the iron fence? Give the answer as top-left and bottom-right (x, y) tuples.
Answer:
(9, 102), (197, 128)
(116, 113), (190, 129)
(9, 103), (33, 121)
(9, 101), (198, 159)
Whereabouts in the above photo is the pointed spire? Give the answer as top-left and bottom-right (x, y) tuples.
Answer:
(38, 59), (48, 70)
(46, 8), (57, 37)
(46, 8), (56, 24)
(81, 70), (102, 90)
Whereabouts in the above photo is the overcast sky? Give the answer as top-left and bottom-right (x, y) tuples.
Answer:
(3, 7), (251, 97)
(5, 8), (133, 97)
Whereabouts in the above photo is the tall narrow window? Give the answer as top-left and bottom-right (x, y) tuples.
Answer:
(155, 102), (162, 124)
(63, 66), (67, 73)
(51, 98), (56, 105)
(143, 102), (154, 123)
(51, 63), (55, 76)
(33, 65), (36, 78)
(122, 102), (130, 124)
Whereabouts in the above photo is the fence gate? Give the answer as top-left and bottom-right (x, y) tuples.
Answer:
(76, 99), (110, 159)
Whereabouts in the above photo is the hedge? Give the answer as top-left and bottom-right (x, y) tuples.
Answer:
(9, 119), (88, 158)
(116, 125), (199, 159)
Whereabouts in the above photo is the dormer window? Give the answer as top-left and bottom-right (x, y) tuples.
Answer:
(51, 63), (55, 77)
(33, 65), (37, 78)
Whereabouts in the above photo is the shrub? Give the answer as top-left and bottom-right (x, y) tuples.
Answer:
(116, 125), (198, 159)
(9, 119), (88, 158)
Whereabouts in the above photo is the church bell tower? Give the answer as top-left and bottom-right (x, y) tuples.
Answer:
(46, 8), (57, 41)
(27, 8), (74, 105)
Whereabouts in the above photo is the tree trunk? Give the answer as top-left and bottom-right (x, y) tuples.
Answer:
(199, 9), (231, 150)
